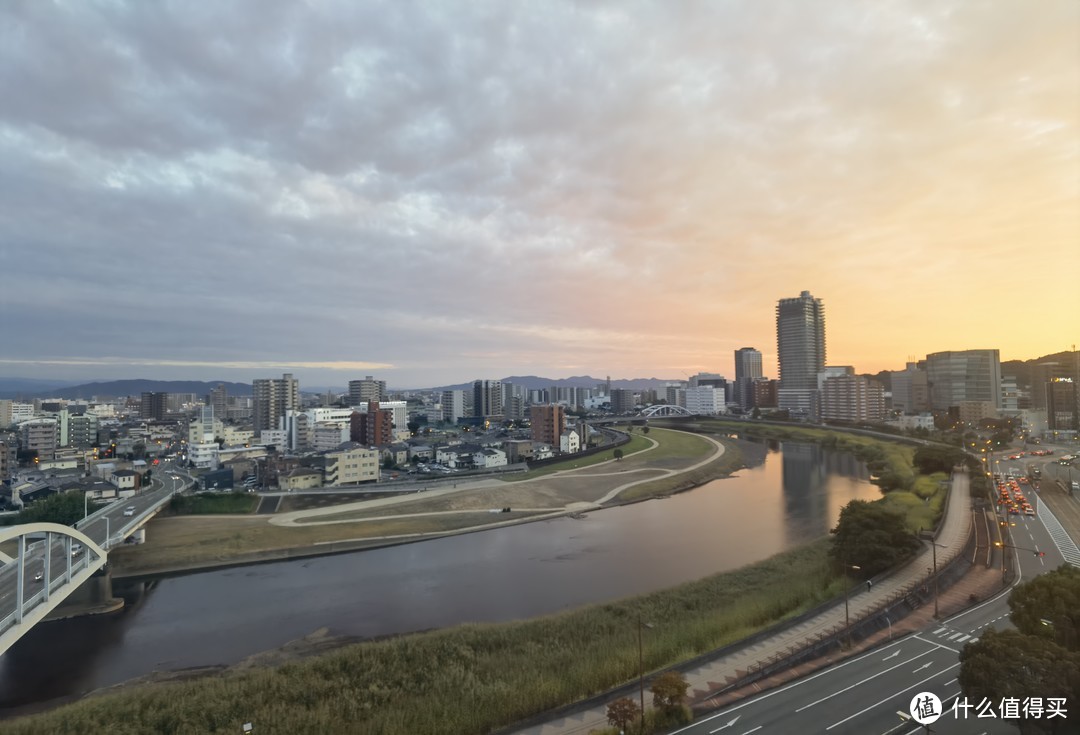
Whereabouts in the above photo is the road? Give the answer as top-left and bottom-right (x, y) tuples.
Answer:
(0, 462), (191, 629)
(671, 476), (1072, 735)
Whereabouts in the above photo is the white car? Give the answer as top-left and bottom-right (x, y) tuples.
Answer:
(33, 571), (44, 582)
(71, 543), (83, 557)
(123, 506), (136, 517)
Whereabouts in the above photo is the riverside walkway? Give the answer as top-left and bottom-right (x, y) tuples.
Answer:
(512, 470), (973, 735)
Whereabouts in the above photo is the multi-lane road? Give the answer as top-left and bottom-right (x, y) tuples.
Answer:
(672, 451), (1076, 735)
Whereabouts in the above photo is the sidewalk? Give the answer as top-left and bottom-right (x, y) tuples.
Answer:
(512, 471), (973, 735)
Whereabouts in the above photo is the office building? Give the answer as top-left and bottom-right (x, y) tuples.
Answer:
(208, 384), (228, 419)
(685, 386), (725, 415)
(890, 362), (930, 414)
(348, 376), (386, 405)
(734, 348), (763, 409)
(610, 388), (636, 415)
(253, 373), (300, 433)
(776, 290), (825, 417)
(530, 404), (565, 447)
(140, 392), (169, 421)
(1046, 379), (1077, 431)
(925, 350), (1001, 413)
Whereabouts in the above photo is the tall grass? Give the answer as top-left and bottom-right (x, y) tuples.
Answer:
(6, 541), (840, 735)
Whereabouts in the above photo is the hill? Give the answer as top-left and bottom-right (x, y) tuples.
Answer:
(15, 379), (254, 400)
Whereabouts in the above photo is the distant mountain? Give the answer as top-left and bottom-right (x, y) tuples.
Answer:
(20, 379), (254, 400)
(427, 375), (679, 392)
(0, 377), (83, 399)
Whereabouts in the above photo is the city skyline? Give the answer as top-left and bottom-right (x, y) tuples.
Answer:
(2, 2), (1077, 388)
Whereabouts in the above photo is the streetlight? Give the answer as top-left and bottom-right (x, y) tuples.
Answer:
(844, 565), (861, 629)
(637, 616), (654, 734)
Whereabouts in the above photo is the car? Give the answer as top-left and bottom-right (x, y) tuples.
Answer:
(33, 571), (43, 582)
(1024, 507), (1036, 516)
(123, 506), (135, 517)
(71, 543), (83, 557)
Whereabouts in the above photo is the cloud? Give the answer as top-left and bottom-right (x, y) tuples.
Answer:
(1, 0), (1076, 386)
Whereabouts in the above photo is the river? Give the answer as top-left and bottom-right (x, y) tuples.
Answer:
(0, 440), (880, 714)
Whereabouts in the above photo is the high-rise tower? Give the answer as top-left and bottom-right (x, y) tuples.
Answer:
(734, 348), (763, 408)
(776, 291), (826, 417)
(253, 373), (300, 432)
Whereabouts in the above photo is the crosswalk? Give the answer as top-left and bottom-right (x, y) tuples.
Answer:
(929, 625), (979, 645)
(1036, 501), (1080, 567)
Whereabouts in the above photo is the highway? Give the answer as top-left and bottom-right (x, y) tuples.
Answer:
(671, 467), (1073, 735)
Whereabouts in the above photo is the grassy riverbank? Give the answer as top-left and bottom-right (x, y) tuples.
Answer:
(6, 540), (843, 735)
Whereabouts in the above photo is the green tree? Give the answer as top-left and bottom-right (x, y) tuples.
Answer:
(11, 491), (87, 527)
(829, 500), (920, 577)
(751, 407), (761, 419)
(613, 448), (624, 461)
(650, 670), (690, 711)
(642, 426), (650, 435)
(406, 421), (420, 436)
(958, 629), (1080, 734)
(913, 445), (967, 475)
(605, 697), (640, 731)
(1008, 565), (1080, 651)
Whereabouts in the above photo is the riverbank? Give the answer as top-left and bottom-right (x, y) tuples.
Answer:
(110, 427), (743, 578)
(5, 539), (848, 735)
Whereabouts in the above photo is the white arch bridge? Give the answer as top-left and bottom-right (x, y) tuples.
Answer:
(0, 480), (181, 656)
(638, 405), (696, 418)
(0, 524), (108, 654)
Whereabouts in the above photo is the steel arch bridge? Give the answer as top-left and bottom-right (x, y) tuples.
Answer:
(639, 404), (695, 418)
(0, 523), (107, 655)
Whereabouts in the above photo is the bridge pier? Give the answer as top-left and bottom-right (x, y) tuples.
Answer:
(45, 565), (124, 622)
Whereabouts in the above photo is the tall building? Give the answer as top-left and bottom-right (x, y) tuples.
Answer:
(734, 348), (763, 409)
(350, 401), (394, 446)
(610, 388), (636, 415)
(530, 404), (565, 447)
(473, 379), (503, 420)
(890, 362), (930, 414)
(140, 391), (169, 421)
(820, 374), (886, 423)
(348, 376), (386, 405)
(685, 386), (725, 415)
(776, 291), (826, 417)
(208, 384), (228, 419)
(253, 373), (300, 433)
(441, 389), (466, 424)
(1046, 379), (1078, 431)
(925, 350), (1001, 413)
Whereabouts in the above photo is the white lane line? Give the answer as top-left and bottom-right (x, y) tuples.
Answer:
(826, 663), (961, 731)
(948, 632), (964, 640)
(739, 728), (762, 735)
(666, 635), (928, 734)
(795, 650), (935, 712)
(913, 634), (960, 653)
(932, 627), (947, 635)
(956, 635), (970, 643)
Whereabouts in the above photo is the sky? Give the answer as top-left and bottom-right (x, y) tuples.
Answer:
(1, 1), (1077, 389)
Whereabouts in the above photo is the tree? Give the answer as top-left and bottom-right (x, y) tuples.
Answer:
(613, 448), (624, 461)
(959, 629), (1080, 734)
(605, 697), (640, 731)
(406, 421), (420, 436)
(1008, 565), (1080, 651)
(642, 426), (650, 435)
(913, 445), (967, 475)
(650, 670), (690, 711)
(751, 407), (761, 419)
(9, 491), (87, 527)
(829, 500), (920, 577)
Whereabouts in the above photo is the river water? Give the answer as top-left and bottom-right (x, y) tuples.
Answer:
(0, 441), (879, 714)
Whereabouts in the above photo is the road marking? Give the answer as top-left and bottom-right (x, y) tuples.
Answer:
(956, 634), (970, 643)
(666, 635), (925, 734)
(708, 715), (740, 733)
(826, 663), (960, 731)
(948, 632), (964, 640)
(739, 728), (762, 735)
(913, 634), (959, 653)
(913, 662), (932, 672)
(933, 627), (947, 635)
(795, 650), (935, 711)
(883, 651), (899, 660)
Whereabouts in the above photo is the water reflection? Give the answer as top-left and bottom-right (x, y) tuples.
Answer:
(0, 441), (881, 713)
